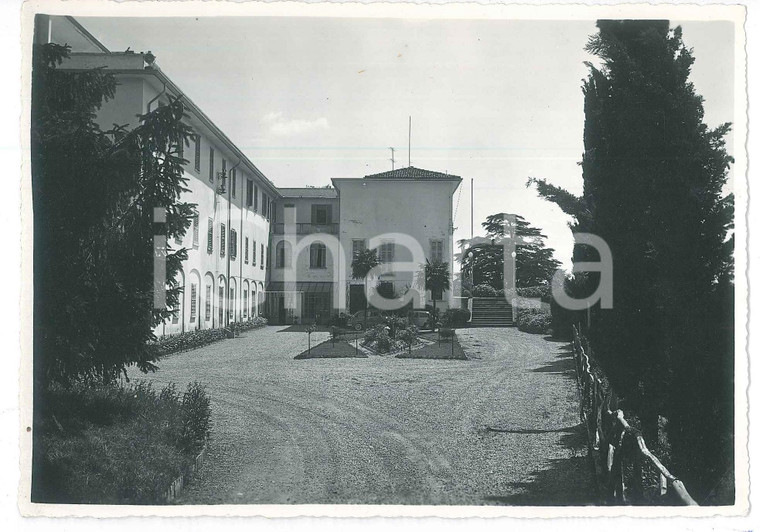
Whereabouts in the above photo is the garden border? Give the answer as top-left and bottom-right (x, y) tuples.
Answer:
(163, 439), (209, 504)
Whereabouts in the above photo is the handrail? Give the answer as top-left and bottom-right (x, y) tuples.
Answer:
(572, 324), (698, 505)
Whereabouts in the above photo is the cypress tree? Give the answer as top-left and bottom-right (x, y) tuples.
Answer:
(531, 21), (734, 500)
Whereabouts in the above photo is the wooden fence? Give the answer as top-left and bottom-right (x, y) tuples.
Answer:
(571, 325), (698, 505)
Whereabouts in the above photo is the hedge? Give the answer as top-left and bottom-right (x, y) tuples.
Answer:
(150, 316), (268, 356)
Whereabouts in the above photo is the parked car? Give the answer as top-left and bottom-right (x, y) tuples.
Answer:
(407, 310), (434, 330)
(347, 309), (386, 331)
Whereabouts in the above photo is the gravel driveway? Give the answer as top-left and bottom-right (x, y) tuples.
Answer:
(130, 326), (596, 505)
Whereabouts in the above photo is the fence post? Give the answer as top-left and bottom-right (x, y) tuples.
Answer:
(659, 473), (668, 498)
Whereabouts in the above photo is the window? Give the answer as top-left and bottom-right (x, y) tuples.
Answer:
(262, 193), (268, 218)
(218, 286), (224, 325)
(310, 243), (326, 269)
(246, 179), (253, 207)
(209, 147), (215, 182)
(275, 241), (290, 268)
(352, 239), (366, 258)
(190, 284), (197, 322)
(229, 287), (235, 321)
(192, 213), (199, 248)
(222, 159), (227, 186)
(205, 285), (211, 321)
(261, 244), (265, 270)
(252, 240), (257, 266)
(378, 241), (395, 263)
(431, 240), (444, 263)
(243, 290), (248, 319)
(230, 229), (237, 260)
(312, 204), (332, 225)
(220, 223), (226, 258)
(207, 218), (213, 254)
(194, 134), (201, 172)
(254, 184), (259, 211)
(231, 169), (237, 198)
(177, 129), (185, 159)
(245, 237), (249, 264)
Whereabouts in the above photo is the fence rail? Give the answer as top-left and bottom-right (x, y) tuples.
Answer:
(572, 325), (698, 506)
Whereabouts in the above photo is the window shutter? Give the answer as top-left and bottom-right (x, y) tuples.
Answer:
(207, 218), (213, 253)
(220, 223), (226, 257)
(209, 147), (214, 182)
(190, 284), (197, 322)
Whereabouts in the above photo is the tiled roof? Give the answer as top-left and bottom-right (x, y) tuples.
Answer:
(363, 166), (461, 180)
(277, 187), (338, 198)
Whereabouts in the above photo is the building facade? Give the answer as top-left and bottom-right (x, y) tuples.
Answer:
(38, 15), (281, 336)
(267, 168), (462, 324)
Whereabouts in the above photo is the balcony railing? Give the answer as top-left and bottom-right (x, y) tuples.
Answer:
(271, 222), (339, 235)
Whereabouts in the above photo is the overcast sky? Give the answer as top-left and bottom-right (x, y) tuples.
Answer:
(79, 16), (735, 268)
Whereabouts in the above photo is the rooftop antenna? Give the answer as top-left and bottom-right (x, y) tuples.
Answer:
(389, 147), (395, 170)
(408, 116), (412, 167)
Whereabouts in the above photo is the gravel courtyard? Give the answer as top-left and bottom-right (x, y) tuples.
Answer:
(130, 326), (596, 505)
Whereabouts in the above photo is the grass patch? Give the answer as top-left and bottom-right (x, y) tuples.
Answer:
(295, 338), (368, 359)
(396, 333), (467, 360)
(32, 380), (211, 504)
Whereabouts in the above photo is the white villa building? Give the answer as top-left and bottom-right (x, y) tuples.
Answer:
(267, 168), (461, 325)
(37, 16), (463, 331)
(38, 15), (280, 336)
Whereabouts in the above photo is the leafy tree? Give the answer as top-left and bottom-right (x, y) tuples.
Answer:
(424, 260), (451, 318)
(32, 43), (194, 387)
(351, 248), (380, 322)
(459, 214), (561, 289)
(530, 21), (734, 500)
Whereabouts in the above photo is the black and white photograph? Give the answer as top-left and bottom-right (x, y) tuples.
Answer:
(11, 0), (752, 523)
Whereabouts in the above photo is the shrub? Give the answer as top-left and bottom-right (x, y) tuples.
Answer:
(385, 315), (408, 338)
(179, 382), (212, 454)
(472, 284), (499, 297)
(375, 330), (393, 353)
(514, 307), (552, 334)
(397, 327), (418, 348)
(361, 325), (381, 346)
(33, 380), (211, 504)
(441, 308), (471, 327)
(517, 285), (552, 303)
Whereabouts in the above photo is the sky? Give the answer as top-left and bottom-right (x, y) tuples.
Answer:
(79, 16), (735, 269)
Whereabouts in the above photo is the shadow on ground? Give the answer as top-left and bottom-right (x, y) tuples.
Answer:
(531, 343), (575, 375)
(483, 423), (598, 505)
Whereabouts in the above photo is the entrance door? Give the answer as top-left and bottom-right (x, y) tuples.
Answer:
(349, 284), (366, 314)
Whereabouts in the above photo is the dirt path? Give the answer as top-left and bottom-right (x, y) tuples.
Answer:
(129, 326), (596, 505)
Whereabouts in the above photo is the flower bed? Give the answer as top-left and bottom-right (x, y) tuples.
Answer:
(358, 324), (433, 356)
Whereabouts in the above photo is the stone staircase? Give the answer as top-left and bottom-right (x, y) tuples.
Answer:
(469, 298), (514, 327)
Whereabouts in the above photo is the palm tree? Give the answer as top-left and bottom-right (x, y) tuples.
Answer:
(351, 248), (380, 325)
(425, 260), (451, 321)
